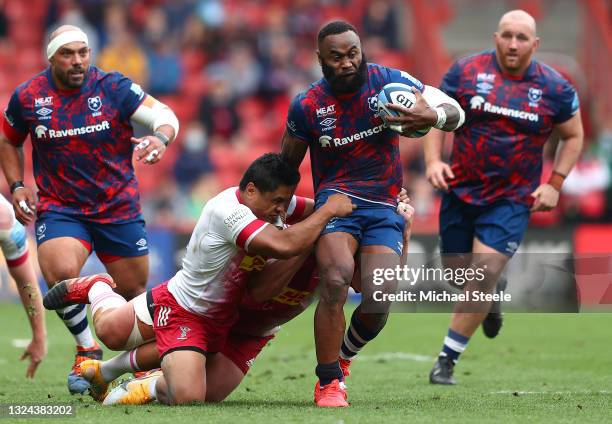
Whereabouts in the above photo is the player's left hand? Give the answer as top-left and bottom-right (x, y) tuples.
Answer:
(21, 337), (47, 378)
(530, 183), (560, 212)
(397, 197), (415, 225)
(385, 87), (437, 136)
(131, 135), (167, 165)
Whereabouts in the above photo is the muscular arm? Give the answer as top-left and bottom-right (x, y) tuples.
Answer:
(248, 194), (354, 259)
(530, 111), (584, 212)
(0, 135), (25, 187)
(280, 130), (308, 169)
(552, 112), (584, 176)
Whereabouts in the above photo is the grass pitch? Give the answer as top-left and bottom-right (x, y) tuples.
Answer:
(1, 304), (610, 423)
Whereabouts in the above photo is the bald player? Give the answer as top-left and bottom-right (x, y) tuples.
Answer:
(424, 9), (583, 384)
(0, 24), (179, 394)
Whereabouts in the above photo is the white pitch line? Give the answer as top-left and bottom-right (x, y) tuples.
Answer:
(11, 339), (30, 348)
(357, 352), (435, 362)
(491, 390), (612, 395)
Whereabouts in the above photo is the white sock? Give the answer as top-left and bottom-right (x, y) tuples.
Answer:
(148, 377), (158, 399)
(100, 349), (139, 382)
(89, 282), (126, 316)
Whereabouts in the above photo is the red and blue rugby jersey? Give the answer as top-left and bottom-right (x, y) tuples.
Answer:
(1, 66), (146, 222)
(286, 63), (423, 206)
(441, 50), (579, 206)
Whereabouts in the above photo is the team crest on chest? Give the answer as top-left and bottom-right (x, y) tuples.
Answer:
(88, 96), (103, 116)
(527, 87), (542, 107)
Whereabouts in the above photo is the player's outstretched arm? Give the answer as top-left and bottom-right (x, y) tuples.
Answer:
(280, 130), (309, 169)
(0, 136), (36, 225)
(11, 259), (47, 378)
(248, 193), (355, 259)
(531, 111), (584, 212)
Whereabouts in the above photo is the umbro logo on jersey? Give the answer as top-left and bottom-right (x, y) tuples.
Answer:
(316, 104), (336, 117)
(319, 117), (336, 131)
(36, 107), (52, 119)
(157, 306), (171, 327)
(136, 238), (148, 251)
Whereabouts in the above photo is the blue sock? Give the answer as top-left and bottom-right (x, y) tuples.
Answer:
(440, 328), (470, 363)
(316, 361), (343, 387)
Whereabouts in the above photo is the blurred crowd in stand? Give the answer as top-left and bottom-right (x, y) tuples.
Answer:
(0, 0), (609, 234)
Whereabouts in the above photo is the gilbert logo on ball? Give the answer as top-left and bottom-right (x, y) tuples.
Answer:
(377, 82), (430, 138)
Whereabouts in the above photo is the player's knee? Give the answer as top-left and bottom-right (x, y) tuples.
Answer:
(319, 271), (351, 307)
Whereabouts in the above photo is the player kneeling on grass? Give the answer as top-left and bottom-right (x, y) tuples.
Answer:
(43, 153), (356, 405)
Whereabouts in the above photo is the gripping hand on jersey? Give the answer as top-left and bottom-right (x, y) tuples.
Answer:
(384, 87), (437, 137)
(132, 135), (167, 165)
(11, 186), (37, 226)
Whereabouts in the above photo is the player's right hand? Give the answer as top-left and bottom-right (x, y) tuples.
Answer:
(426, 160), (454, 191)
(21, 336), (47, 379)
(11, 187), (37, 225)
(323, 194), (356, 217)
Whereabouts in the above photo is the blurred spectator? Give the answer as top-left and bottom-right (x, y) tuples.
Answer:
(198, 76), (241, 142)
(173, 122), (215, 188)
(147, 39), (182, 96)
(362, 0), (400, 50)
(206, 43), (262, 98)
(97, 27), (149, 87)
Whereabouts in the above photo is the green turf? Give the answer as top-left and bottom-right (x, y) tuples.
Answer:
(1, 304), (611, 423)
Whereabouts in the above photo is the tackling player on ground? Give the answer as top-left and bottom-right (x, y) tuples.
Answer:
(44, 153), (356, 405)
(0, 24), (179, 394)
(424, 10), (583, 385)
(280, 20), (465, 407)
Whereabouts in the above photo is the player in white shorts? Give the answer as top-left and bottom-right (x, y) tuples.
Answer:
(0, 193), (46, 377)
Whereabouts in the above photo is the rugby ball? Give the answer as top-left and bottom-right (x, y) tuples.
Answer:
(377, 83), (431, 138)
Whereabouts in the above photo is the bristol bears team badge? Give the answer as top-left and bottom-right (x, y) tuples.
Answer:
(87, 96), (102, 112)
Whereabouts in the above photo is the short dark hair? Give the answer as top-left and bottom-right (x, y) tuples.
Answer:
(317, 20), (358, 45)
(239, 153), (301, 192)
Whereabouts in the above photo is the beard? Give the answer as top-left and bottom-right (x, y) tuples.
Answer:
(53, 66), (87, 89)
(322, 54), (368, 94)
